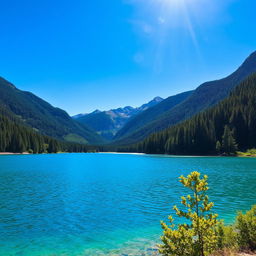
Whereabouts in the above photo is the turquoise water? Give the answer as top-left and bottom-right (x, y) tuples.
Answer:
(0, 153), (256, 256)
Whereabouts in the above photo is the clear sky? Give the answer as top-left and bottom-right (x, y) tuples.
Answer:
(0, 0), (255, 115)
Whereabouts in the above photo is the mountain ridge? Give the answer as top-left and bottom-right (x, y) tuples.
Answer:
(0, 76), (105, 145)
(114, 90), (194, 140)
(130, 72), (256, 155)
(73, 96), (163, 118)
(113, 51), (256, 145)
(73, 96), (164, 140)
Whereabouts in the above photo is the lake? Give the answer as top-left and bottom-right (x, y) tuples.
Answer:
(0, 153), (255, 256)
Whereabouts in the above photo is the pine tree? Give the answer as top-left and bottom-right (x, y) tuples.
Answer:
(126, 73), (256, 155)
(216, 141), (222, 154)
(0, 112), (91, 153)
(222, 126), (238, 155)
(159, 172), (219, 256)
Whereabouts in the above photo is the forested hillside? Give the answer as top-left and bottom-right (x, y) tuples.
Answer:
(124, 73), (256, 155)
(0, 77), (104, 145)
(114, 51), (256, 145)
(0, 113), (92, 153)
(115, 91), (193, 140)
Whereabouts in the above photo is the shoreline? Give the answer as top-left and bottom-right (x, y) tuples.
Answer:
(0, 151), (255, 158)
(0, 152), (30, 155)
(99, 152), (146, 155)
(100, 152), (256, 158)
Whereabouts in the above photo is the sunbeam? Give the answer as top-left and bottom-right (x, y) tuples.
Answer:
(127, 0), (203, 72)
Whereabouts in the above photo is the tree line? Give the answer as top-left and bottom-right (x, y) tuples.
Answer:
(121, 73), (256, 155)
(0, 113), (94, 153)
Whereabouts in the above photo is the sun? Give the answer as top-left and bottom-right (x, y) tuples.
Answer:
(150, 0), (192, 15)
(129, 0), (202, 54)
(162, 0), (184, 3)
(155, 0), (196, 10)
(157, 0), (186, 6)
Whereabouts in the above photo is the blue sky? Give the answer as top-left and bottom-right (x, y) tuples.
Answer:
(0, 0), (256, 115)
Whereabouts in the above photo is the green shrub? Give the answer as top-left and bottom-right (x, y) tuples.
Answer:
(246, 148), (256, 155)
(159, 172), (219, 256)
(236, 205), (256, 251)
(216, 222), (238, 250)
(159, 172), (256, 255)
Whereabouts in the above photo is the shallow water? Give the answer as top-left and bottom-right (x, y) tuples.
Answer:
(0, 153), (255, 255)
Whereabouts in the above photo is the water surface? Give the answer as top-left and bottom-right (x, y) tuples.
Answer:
(0, 153), (255, 255)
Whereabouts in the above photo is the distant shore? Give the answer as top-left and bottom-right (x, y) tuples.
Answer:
(0, 151), (255, 158)
(0, 152), (30, 155)
(99, 152), (146, 155)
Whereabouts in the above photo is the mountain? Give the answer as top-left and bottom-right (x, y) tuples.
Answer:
(0, 76), (104, 145)
(129, 72), (256, 155)
(138, 96), (163, 111)
(115, 91), (194, 140)
(113, 51), (256, 145)
(0, 111), (91, 153)
(74, 96), (163, 140)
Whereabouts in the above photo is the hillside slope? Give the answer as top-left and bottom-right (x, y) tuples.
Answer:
(114, 51), (256, 145)
(131, 73), (256, 155)
(0, 77), (104, 145)
(74, 97), (163, 140)
(115, 90), (193, 140)
(0, 112), (91, 153)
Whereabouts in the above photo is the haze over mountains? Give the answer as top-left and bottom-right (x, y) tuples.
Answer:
(114, 91), (194, 141)
(73, 96), (163, 140)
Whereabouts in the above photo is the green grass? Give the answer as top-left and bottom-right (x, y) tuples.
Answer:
(237, 149), (256, 157)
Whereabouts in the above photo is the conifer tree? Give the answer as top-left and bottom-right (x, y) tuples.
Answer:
(0, 112), (91, 153)
(222, 126), (237, 154)
(159, 172), (219, 256)
(125, 73), (256, 155)
(216, 141), (222, 155)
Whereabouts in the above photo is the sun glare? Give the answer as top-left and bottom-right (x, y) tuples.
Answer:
(162, 0), (183, 4)
(149, 0), (195, 16)
(156, 0), (188, 7)
(129, 0), (206, 68)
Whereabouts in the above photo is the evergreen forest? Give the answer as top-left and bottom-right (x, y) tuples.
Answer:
(121, 73), (256, 155)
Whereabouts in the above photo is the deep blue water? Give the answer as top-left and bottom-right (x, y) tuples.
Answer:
(0, 153), (255, 255)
